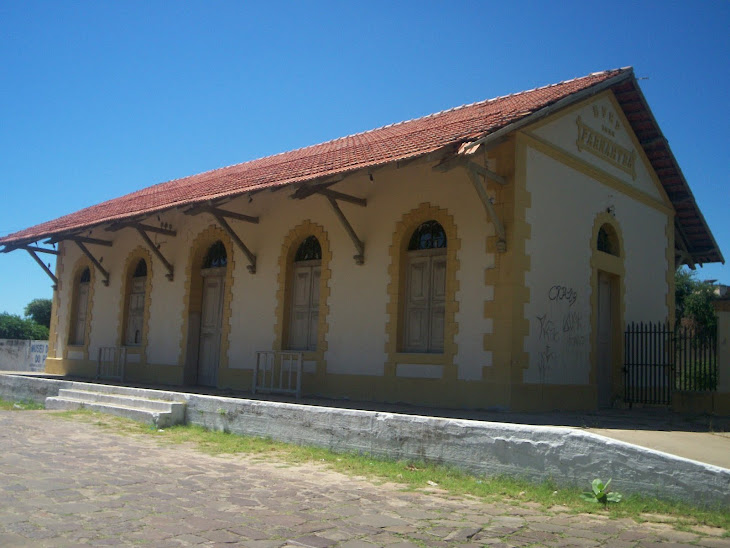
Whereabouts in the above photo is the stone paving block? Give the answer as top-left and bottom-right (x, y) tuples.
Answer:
(0, 411), (728, 548)
(354, 514), (408, 528)
(288, 534), (336, 547)
(242, 541), (287, 548)
(201, 528), (243, 543)
(338, 540), (378, 548)
(696, 539), (730, 548)
(636, 542), (699, 548)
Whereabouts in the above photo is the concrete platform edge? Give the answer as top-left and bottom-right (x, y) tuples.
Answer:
(1, 373), (727, 508)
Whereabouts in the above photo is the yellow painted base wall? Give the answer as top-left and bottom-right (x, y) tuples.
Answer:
(45, 358), (184, 386)
(47, 355), (607, 411)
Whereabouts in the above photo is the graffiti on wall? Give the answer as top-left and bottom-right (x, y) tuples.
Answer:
(29, 341), (49, 372)
(536, 285), (589, 383)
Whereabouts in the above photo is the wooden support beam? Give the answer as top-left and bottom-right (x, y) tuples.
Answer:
(432, 155), (467, 173)
(315, 188), (367, 207)
(465, 161), (507, 186)
(433, 156), (506, 186)
(674, 221), (695, 270)
(466, 167), (506, 253)
(209, 207), (259, 224)
(135, 227), (175, 281)
(75, 241), (110, 286)
(108, 222), (177, 237)
(25, 248), (58, 287)
(212, 213), (257, 274)
(23, 245), (59, 256)
(326, 196), (365, 265)
(66, 236), (113, 247)
(290, 181), (337, 200)
(185, 205), (259, 225)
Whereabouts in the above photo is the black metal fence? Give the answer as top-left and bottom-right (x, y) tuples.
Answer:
(623, 322), (717, 405)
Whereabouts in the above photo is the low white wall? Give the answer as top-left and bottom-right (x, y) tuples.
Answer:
(188, 394), (729, 508)
(0, 374), (727, 508)
(0, 340), (48, 372)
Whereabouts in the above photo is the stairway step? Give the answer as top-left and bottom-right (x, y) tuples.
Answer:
(68, 381), (187, 403)
(57, 388), (184, 413)
(46, 397), (180, 428)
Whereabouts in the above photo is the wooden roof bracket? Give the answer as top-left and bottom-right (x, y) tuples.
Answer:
(184, 205), (259, 273)
(0, 242), (59, 288)
(25, 246), (59, 288)
(107, 222), (177, 281)
(674, 221), (695, 270)
(323, 192), (366, 265)
(466, 165), (507, 252)
(74, 240), (111, 286)
(212, 212), (257, 274)
(135, 226), (176, 281)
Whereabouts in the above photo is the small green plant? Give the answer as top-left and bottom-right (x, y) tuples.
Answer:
(581, 478), (622, 505)
(0, 397), (45, 411)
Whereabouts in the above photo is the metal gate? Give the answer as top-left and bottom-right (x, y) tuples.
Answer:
(623, 322), (717, 405)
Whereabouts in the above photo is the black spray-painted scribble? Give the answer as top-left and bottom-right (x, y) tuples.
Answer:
(537, 344), (555, 383)
(534, 283), (588, 383)
(537, 314), (558, 342)
(562, 311), (582, 334)
(548, 285), (578, 307)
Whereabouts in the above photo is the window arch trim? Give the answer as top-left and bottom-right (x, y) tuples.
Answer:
(117, 248), (154, 358)
(385, 203), (460, 374)
(273, 221), (332, 376)
(65, 257), (95, 361)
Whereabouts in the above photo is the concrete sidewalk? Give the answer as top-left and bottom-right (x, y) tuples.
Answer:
(1, 411), (727, 547)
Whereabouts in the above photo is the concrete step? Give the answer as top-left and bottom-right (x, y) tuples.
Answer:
(45, 397), (182, 428)
(67, 381), (188, 403)
(45, 386), (187, 428)
(57, 389), (184, 414)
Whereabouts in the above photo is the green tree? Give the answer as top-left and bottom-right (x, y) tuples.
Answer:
(24, 298), (52, 328)
(675, 268), (717, 332)
(0, 313), (49, 340)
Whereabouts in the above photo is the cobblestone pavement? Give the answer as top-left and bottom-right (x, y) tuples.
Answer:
(0, 411), (727, 547)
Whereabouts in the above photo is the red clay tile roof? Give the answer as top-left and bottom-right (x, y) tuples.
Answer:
(0, 67), (722, 265)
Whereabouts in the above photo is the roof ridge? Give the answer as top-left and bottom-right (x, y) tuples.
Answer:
(140, 68), (631, 192)
(3, 67), (653, 248)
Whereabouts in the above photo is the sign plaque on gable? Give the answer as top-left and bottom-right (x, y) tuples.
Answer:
(575, 104), (636, 180)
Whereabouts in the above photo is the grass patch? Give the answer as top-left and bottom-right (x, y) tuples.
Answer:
(0, 397), (45, 410)
(52, 410), (730, 533)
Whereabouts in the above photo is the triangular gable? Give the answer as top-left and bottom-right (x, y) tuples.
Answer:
(524, 90), (670, 208)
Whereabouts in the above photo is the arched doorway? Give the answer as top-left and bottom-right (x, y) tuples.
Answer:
(197, 241), (227, 386)
(591, 217), (624, 408)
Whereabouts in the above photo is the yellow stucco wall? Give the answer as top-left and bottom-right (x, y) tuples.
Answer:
(45, 91), (675, 411)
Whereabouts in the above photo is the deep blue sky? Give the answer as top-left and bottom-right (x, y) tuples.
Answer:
(1, 1), (728, 315)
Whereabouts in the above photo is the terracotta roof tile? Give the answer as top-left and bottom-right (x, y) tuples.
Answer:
(2, 67), (719, 265)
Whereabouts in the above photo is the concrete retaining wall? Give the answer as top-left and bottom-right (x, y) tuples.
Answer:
(0, 374), (71, 403)
(0, 339), (49, 372)
(1, 373), (728, 508)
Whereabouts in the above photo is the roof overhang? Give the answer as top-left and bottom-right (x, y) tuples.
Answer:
(0, 68), (722, 268)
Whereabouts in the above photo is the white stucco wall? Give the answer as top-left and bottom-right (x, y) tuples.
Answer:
(53, 159), (495, 381)
(522, 93), (670, 385)
(532, 94), (663, 201)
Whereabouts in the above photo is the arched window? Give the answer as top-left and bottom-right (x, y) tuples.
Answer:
(597, 224), (619, 256)
(124, 259), (147, 346)
(403, 221), (447, 353)
(69, 267), (91, 346)
(203, 240), (227, 268)
(288, 236), (321, 351)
